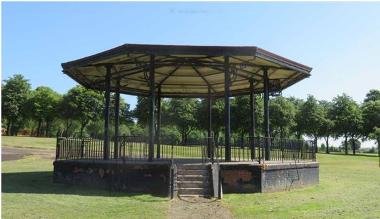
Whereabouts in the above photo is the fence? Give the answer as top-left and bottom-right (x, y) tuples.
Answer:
(56, 135), (316, 162)
(56, 137), (107, 160)
(214, 137), (316, 162)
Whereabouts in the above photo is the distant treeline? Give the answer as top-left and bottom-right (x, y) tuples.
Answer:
(2, 74), (380, 155)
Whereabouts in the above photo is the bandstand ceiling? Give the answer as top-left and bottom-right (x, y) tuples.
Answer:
(61, 44), (312, 97)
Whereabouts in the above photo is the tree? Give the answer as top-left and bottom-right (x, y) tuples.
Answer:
(167, 98), (198, 144)
(331, 94), (362, 155)
(361, 95), (380, 138)
(231, 96), (250, 142)
(340, 138), (361, 151)
(1, 74), (31, 135)
(361, 89), (380, 159)
(269, 96), (296, 138)
(348, 138), (361, 151)
(290, 97), (305, 139)
(364, 89), (380, 103)
(368, 127), (380, 160)
(296, 95), (325, 150)
(196, 98), (225, 140)
(110, 94), (134, 125)
(319, 100), (334, 154)
(27, 86), (61, 136)
(58, 93), (77, 136)
(133, 96), (149, 127)
(59, 86), (103, 137)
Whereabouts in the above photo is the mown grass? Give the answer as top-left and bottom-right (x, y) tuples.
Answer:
(2, 156), (169, 218)
(2, 136), (56, 150)
(223, 153), (380, 219)
(2, 136), (380, 218)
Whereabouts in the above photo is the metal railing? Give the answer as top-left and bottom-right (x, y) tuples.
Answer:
(56, 137), (109, 160)
(119, 135), (149, 161)
(159, 138), (208, 162)
(214, 137), (316, 162)
(56, 135), (316, 163)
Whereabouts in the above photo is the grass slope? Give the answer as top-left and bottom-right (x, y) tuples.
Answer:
(2, 136), (56, 150)
(2, 157), (169, 218)
(223, 154), (380, 219)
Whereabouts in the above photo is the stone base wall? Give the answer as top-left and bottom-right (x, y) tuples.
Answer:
(220, 164), (261, 193)
(220, 162), (319, 193)
(261, 162), (319, 192)
(53, 160), (171, 196)
(53, 160), (319, 196)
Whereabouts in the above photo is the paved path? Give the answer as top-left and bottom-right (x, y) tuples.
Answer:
(169, 196), (234, 219)
(2, 147), (54, 161)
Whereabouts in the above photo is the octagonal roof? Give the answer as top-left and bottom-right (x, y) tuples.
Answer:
(62, 44), (312, 97)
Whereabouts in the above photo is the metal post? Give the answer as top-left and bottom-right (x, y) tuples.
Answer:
(114, 79), (120, 159)
(156, 86), (161, 159)
(249, 79), (256, 160)
(103, 65), (112, 160)
(148, 55), (155, 162)
(224, 56), (231, 162)
(208, 87), (212, 158)
(263, 68), (270, 160)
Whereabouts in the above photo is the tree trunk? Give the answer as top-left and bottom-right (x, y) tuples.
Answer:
(344, 135), (348, 155)
(215, 131), (219, 143)
(80, 123), (85, 138)
(314, 136), (318, 153)
(325, 136), (330, 154)
(64, 119), (71, 137)
(184, 132), (187, 145)
(181, 129), (186, 145)
(6, 120), (11, 136)
(37, 119), (42, 137)
(240, 131), (244, 148)
(352, 137), (356, 155)
(377, 137), (380, 167)
(45, 121), (50, 137)
(30, 127), (34, 137)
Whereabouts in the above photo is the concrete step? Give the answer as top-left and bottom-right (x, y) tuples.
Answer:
(177, 169), (209, 175)
(177, 164), (209, 170)
(177, 175), (207, 181)
(178, 187), (210, 195)
(177, 194), (211, 198)
(177, 181), (209, 188)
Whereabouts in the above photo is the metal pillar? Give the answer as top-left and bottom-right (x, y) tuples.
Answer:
(207, 88), (212, 158)
(103, 65), (112, 160)
(156, 86), (161, 159)
(249, 79), (256, 160)
(224, 56), (231, 162)
(263, 68), (270, 160)
(148, 55), (155, 162)
(114, 79), (120, 159)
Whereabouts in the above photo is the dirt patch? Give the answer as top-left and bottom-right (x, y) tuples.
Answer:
(2, 147), (54, 161)
(169, 196), (234, 219)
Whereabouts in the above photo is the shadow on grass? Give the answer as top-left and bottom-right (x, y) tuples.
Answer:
(2, 171), (168, 202)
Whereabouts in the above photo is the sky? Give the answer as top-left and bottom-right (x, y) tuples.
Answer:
(3, 2), (380, 109)
(2, 2), (380, 148)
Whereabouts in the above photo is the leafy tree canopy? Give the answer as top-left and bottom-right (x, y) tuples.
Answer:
(364, 89), (380, 103)
(269, 96), (296, 138)
(1, 74), (31, 135)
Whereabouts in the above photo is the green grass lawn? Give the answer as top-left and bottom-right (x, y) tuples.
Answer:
(2, 136), (56, 150)
(2, 136), (380, 218)
(223, 153), (380, 219)
(2, 156), (169, 218)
